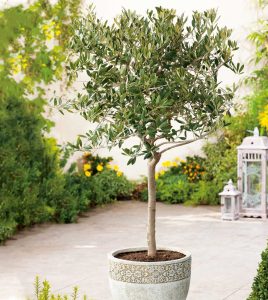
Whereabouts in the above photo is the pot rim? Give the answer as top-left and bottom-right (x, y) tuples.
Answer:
(108, 246), (191, 266)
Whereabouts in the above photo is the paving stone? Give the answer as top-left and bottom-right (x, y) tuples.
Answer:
(0, 201), (266, 300)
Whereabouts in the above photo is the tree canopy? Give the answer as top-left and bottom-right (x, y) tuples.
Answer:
(64, 7), (242, 164)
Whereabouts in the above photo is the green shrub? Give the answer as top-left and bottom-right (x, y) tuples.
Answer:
(29, 276), (89, 300)
(0, 93), (134, 240)
(0, 220), (17, 244)
(156, 174), (193, 204)
(0, 0), (113, 243)
(198, 116), (247, 205)
(64, 173), (92, 213)
(50, 161), (134, 223)
(0, 97), (58, 241)
(140, 187), (149, 202)
(140, 156), (205, 204)
(248, 242), (268, 300)
(185, 180), (219, 206)
(88, 169), (134, 205)
(0, 0), (83, 243)
(43, 174), (79, 224)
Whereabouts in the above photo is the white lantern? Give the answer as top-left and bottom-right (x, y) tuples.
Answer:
(219, 179), (241, 221)
(237, 128), (268, 219)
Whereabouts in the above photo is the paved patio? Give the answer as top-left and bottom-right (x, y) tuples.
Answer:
(0, 201), (267, 300)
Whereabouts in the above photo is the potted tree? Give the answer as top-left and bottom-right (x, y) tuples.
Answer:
(62, 6), (242, 300)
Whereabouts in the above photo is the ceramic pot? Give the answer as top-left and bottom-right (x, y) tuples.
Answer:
(108, 247), (191, 300)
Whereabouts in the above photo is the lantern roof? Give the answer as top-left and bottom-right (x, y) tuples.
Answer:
(237, 127), (268, 150)
(219, 179), (241, 196)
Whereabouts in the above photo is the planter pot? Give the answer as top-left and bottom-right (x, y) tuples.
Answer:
(108, 247), (191, 300)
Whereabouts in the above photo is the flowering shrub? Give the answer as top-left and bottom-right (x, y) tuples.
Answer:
(80, 152), (124, 178)
(80, 152), (112, 177)
(140, 156), (206, 204)
(156, 156), (206, 183)
(259, 104), (268, 133)
(180, 157), (206, 183)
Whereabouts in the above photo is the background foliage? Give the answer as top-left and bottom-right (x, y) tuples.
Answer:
(0, 0), (83, 242)
(248, 242), (268, 300)
(0, 0), (134, 243)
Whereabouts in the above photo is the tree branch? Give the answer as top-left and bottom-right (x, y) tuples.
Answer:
(159, 132), (211, 154)
(156, 138), (184, 147)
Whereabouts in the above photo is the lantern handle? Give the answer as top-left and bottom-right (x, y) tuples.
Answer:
(223, 179), (233, 185)
(246, 127), (259, 137)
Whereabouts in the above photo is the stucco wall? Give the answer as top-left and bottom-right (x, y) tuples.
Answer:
(4, 0), (258, 179)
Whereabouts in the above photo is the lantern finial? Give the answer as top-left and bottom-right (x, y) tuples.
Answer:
(219, 179), (240, 194)
(253, 127), (259, 137)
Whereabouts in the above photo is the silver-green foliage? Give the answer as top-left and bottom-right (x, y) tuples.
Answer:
(64, 7), (242, 163)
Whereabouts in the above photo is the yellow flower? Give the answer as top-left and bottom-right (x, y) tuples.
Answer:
(83, 163), (91, 171)
(42, 24), (49, 31)
(159, 170), (165, 176)
(113, 165), (119, 171)
(106, 164), (112, 169)
(55, 30), (61, 36)
(46, 33), (53, 40)
(196, 164), (200, 169)
(85, 171), (92, 177)
(172, 162), (178, 167)
(259, 105), (268, 129)
(97, 164), (104, 172)
(162, 161), (171, 168)
(155, 172), (159, 180)
(116, 171), (123, 177)
(175, 157), (180, 162)
(12, 66), (21, 74)
(166, 161), (171, 167)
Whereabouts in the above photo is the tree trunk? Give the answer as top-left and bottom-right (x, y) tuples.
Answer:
(147, 153), (161, 258)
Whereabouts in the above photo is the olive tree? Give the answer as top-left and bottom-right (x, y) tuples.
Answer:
(63, 7), (243, 257)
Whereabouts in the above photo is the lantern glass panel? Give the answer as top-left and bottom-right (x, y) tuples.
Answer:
(242, 161), (261, 209)
(235, 197), (239, 212)
(225, 197), (232, 213)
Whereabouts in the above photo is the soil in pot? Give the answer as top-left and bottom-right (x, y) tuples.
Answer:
(115, 250), (185, 262)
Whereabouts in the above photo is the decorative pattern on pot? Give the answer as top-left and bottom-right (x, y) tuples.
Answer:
(109, 258), (191, 284)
